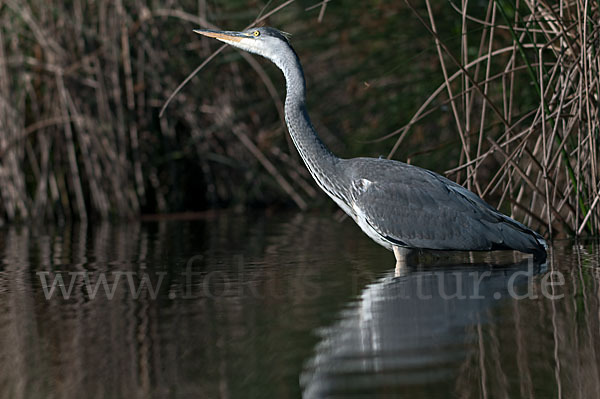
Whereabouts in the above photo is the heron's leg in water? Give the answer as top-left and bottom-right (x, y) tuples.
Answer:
(393, 246), (412, 277)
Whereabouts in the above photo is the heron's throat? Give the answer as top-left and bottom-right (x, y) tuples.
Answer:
(277, 52), (340, 195)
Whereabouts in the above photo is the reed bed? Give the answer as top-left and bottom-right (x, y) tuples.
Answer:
(0, 0), (320, 223)
(397, 0), (600, 237)
(2, 0), (598, 239)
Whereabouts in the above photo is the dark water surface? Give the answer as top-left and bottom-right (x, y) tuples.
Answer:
(1, 211), (599, 399)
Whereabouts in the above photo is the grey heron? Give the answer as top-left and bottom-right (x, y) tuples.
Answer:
(194, 27), (547, 264)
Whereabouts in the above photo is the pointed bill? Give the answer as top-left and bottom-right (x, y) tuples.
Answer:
(193, 29), (250, 43)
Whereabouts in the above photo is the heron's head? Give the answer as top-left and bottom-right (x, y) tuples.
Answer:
(194, 27), (294, 67)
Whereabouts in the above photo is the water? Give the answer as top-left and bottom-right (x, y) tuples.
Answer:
(0, 211), (599, 398)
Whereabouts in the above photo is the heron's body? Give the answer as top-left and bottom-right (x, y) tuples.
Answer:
(194, 27), (547, 263)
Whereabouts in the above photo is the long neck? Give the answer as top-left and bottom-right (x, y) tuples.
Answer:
(274, 50), (341, 196)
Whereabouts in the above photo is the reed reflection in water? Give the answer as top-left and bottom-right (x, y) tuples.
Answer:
(0, 213), (599, 399)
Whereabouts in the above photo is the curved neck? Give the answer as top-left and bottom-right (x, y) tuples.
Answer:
(273, 49), (340, 194)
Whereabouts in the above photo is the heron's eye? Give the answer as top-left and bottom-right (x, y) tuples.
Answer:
(253, 30), (260, 37)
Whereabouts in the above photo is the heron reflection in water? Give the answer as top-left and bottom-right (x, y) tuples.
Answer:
(300, 259), (545, 398)
(194, 27), (547, 266)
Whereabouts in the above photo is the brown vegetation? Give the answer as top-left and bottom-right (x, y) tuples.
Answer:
(398, 0), (600, 237)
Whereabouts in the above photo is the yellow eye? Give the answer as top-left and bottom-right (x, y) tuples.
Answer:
(253, 30), (260, 37)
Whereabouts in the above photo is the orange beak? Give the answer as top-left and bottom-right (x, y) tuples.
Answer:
(193, 29), (250, 43)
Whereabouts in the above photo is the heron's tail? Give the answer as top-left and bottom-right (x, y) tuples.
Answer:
(495, 215), (547, 263)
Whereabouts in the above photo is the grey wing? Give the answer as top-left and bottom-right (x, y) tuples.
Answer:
(345, 158), (544, 254)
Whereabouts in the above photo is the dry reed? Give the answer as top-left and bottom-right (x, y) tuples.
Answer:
(0, 0), (313, 223)
(398, 0), (600, 237)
